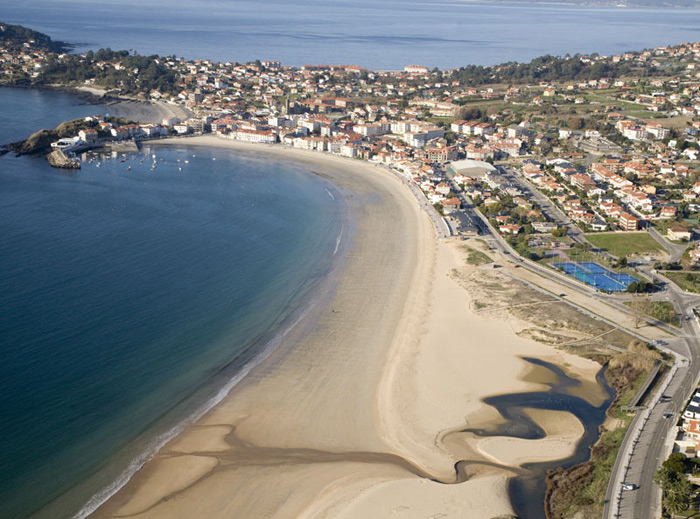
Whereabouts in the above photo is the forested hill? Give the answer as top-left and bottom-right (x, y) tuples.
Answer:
(0, 22), (69, 52)
(0, 23), (179, 95)
(448, 53), (666, 87)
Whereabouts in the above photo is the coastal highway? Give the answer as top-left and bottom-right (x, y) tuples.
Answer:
(604, 282), (700, 519)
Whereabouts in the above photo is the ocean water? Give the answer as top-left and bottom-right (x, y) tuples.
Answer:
(3, 0), (700, 69)
(0, 88), (103, 144)
(0, 90), (343, 519)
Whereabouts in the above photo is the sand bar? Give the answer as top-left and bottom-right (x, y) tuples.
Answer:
(92, 136), (607, 519)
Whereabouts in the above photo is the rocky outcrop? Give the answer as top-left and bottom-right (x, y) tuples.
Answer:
(47, 149), (80, 169)
(6, 128), (58, 155)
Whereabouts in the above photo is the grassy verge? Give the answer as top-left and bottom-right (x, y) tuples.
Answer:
(624, 300), (681, 327)
(663, 271), (700, 293)
(584, 231), (664, 258)
(464, 247), (493, 266)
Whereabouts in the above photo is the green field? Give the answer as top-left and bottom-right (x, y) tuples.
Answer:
(584, 232), (664, 258)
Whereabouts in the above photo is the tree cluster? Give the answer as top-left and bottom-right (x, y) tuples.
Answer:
(36, 49), (179, 95)
(654, 453), (696, 517)
(450, 53), (658, 87)
(0, 22), (69, 52)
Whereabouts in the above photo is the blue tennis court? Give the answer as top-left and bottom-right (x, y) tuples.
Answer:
(552, 262), (639, 292)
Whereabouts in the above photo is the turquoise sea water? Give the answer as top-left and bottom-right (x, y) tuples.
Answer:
(0, 89), (343, 519)
(3, 0), (700, 69)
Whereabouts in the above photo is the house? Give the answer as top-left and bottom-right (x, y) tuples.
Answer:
(668, 226), (692, 241)
(499, 224), (522, 235)
(435, 182), (451, 196)
(658, 206), (677, 219)
(110, 127), (129, 140)
(442, 197), (462, 213)
(532, 222), (559, 233)
(78, 129), (98, 142)
(684, 391), (700, 420)
(682, 419), (700, 443)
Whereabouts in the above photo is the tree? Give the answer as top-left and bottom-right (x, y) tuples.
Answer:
(458, 106), (482, 121)
(663, 453), (690, 474)
(569, 116), (584, 130)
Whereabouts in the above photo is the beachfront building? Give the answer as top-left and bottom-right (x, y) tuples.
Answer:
(229, 129), (278, 144)
(51, 136), (83, 150)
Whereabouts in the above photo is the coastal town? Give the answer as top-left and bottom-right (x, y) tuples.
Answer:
(6, 28), (700, 285)
(8, 22), (700, 519)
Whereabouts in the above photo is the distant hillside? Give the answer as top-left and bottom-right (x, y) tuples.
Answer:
(484, 0), (700, 7)
(0, 22), (69, 52)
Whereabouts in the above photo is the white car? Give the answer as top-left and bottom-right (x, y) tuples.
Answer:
(622, 483), (637, 491)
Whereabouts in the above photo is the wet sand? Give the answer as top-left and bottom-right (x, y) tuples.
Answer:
(91, 136), (607, 519)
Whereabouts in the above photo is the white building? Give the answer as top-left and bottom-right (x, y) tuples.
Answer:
(229, 129), (278, 144)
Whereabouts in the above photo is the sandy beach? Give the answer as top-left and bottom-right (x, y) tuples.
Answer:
(76, 86), (191, 124)
(91, 136), (609, 519)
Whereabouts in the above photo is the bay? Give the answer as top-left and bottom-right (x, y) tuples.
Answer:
(0, 87), (101, 144)
(0, 89), (342, 519)
(2, 0), (699, 69)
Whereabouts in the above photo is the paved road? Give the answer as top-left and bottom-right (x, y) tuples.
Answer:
(604, 283), (700, 519)
(498, 165), (589, 245)
(648, 226), (690, 264)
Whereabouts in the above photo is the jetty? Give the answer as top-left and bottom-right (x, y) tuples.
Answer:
(47, 149), (80, 169)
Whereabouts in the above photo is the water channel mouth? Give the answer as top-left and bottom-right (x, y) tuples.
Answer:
(463, 357), (615, 519)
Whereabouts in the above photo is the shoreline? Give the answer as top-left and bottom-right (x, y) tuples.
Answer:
(73, 85), (192, 124)
(0, 83), (190, 126)
(83, 136), (611, 519)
